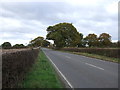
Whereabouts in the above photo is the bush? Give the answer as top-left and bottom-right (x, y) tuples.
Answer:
(2, 48), (39, 88)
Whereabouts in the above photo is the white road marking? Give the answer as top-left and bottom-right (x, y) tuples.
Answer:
(85, 63), (104, 70)
(65, 56), (71, 59)
(42, 50), (73, 88)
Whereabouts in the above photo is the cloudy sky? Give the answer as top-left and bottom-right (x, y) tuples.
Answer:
(0, 0), (119, 45)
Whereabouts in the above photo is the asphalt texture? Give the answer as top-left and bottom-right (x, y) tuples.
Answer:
(42, 48), (118, 88)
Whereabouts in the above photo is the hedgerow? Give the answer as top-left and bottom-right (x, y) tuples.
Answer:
(61, 48), (119, 58)
(2, 48), (39, 88)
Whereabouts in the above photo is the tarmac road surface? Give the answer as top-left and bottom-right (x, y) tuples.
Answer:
(42, 48), (118, 88)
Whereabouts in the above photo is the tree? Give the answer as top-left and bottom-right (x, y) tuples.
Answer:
(13, 44), (25, 48)
(30, 36), (44, 47)
(46, 22), (82, 48)
(77, 33), (85, 47)
(84, 34), (99, 47)
(2, 42), (12, 49)
(29, 36), (50, 47)
(110, 42), (118, 47)
(98, 33), (112, 47)
(42, 40), (50, 47)
(117, 41), (120, 47)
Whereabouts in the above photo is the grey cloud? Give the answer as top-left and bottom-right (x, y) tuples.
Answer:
(0, 0), (119, 45)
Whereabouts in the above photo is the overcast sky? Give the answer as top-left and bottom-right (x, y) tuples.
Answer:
(0, 0), (119, 45)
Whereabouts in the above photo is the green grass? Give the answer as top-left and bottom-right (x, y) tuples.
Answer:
(72, 52), (119, 63)
(20, 50), (63, 88)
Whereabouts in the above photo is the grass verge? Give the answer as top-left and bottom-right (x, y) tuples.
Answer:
(20, 50), (63, 88)
(58, 50), (119, 63)
(72, 52), (119, 63)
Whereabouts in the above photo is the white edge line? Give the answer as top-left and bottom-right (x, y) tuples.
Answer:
(42, 49), (73, 88)
(85, 63), (104, 70)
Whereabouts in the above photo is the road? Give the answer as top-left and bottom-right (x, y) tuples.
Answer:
(42, 48), (118, 88)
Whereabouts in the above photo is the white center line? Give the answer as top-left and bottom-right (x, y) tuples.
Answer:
(85, 63), (104, 70)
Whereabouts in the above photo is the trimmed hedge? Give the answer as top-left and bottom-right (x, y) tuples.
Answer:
(2, 48), (39, 88)
(61, 48), (119, 59)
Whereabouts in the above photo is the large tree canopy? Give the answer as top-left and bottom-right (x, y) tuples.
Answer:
(46, 23), (82, 48)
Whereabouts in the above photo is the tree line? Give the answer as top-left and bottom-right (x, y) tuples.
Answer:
(1, 22), (120, 49)
(1, 38), (50, 49)
(46, 22), (119, 48)
(1, 42), (26, 49)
